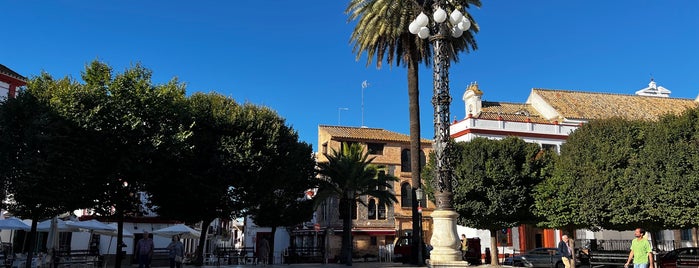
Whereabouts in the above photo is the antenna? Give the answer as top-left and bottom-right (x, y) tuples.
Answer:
(338, 107), (349, 125)
(361, 80), (370, 127)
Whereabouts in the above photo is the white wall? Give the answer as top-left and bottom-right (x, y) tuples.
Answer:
(243, 216), (290, 264)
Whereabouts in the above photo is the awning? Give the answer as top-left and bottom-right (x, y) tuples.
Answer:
(326, 228), (395, 236)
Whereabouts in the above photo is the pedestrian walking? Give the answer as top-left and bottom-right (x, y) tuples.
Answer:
(558, 234), (573, 268)
(136, 231), (154, 268)
(460, 234), (469, 261)
(625, 228), (654, 268)
(258, 238), (270, 265)
(167, 235), (185, 268)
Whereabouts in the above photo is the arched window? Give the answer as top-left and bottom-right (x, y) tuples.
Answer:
(401, 149), (411, 172)
(378, 203), (387, 220)
(368, 199), (376, 220)
(401, 183), (412, 208)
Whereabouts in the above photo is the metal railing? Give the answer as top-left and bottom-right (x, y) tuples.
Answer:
(577, 239), (682, 252)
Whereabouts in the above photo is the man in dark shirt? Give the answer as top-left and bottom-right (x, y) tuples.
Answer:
(558, 234), (573, 268)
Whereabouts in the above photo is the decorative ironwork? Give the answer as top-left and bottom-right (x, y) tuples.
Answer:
(430, 7), (457, 210)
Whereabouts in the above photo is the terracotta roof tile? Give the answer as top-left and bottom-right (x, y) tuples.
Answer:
(319, 125), (431, 143)
(478, 102), (550, 123)
(532, 88), (698, 121)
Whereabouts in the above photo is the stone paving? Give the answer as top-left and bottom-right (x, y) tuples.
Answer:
(146, 263), (503, 268)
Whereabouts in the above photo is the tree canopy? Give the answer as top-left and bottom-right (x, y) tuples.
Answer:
(426, 137), (551, 265)
(534, 112), (699, 234)
(0, 61), (317, 267)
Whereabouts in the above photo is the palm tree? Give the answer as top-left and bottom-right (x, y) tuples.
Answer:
(346, 0), (480, 264)
(316, 142), (398, 265)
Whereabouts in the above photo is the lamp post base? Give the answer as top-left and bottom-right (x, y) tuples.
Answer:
(428, 209), (467, 267)
(427, 259), (472, 268)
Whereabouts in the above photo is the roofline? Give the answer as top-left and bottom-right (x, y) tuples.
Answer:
(532, 88), (695, 101)
(0, 64), (27, 82)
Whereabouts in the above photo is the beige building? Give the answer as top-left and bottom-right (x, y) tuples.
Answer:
(312, 125), (435, 260)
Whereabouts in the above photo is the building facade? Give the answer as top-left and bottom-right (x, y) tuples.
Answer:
(0, 64), (26, 99)
(310, 125), (435, 260)
(450, 80), (699, 254)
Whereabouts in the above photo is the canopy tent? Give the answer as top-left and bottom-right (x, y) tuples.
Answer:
(46, 217), (60, 253)
(0, 217), (30, 231)
(153, 224), (200, 239)
(96, 223), (133, 237)
(0, 217), (31, 251)
(37, 219), (79, 232)
(66, 220), (115, 232)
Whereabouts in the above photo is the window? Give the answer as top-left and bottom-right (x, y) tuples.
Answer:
(401, 149), (411, 172)
(378, 203), (387, 220)
(341, 142), (358, 152)
(681, 229), (692, 241)
(368, 199), (376, 220)
(402, 149), (426, 172)
(322, 142), (328, 155)
(541, 144), (557, 151)
(367, 143), (384, 155)
(401, 183), (412, 208)
(0, 82), (9, 101)
(377, 170), (388, 191)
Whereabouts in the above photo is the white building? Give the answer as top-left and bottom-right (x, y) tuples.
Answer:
(450, 80), (698, 253)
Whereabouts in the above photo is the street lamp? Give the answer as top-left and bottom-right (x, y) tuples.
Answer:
(410, 0), (471, 265)
(416, 188), (424, 265)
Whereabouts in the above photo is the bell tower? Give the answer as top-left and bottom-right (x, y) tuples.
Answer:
(462, 82), (483, 117)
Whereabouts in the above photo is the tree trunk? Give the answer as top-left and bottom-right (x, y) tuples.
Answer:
(490, 229), (499, 266)
(114, 209), (125, 268)
(406, 33), (423, 266)
(194, 218), (213, 266)
(341, 198), (353, 266)
(24, 217), (38, 268)
(566, 226), (576, 268)
(269, 226), (276, 264)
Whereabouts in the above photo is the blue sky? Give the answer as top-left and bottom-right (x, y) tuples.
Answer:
(2, 1), (698, 150)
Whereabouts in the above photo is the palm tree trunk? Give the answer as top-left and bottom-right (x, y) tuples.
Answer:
(406, 34), (423, 265)
(341, 197), (353, 266)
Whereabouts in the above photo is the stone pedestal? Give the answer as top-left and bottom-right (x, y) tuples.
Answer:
(428, 209), (469, 267)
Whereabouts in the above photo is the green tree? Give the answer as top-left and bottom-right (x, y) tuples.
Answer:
(315, 143), (398, 265)
(58, 61), (189, 268)
(144, 92), (237, 265)
(624, 110), (699, 231)
(146, 92), (316, 265)
(245, 126), (317, 264)
(534, 118), (650, 234)
(0, 85), (103, 266)
(427, 137), (548, 265)
(345, 0), (480, 263)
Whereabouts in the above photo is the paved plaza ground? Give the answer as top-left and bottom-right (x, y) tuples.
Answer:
(145, 263), (502, 268)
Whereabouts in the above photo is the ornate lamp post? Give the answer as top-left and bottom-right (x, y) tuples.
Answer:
(416, 188), (425, 265)
(409, 0), (471, 265)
